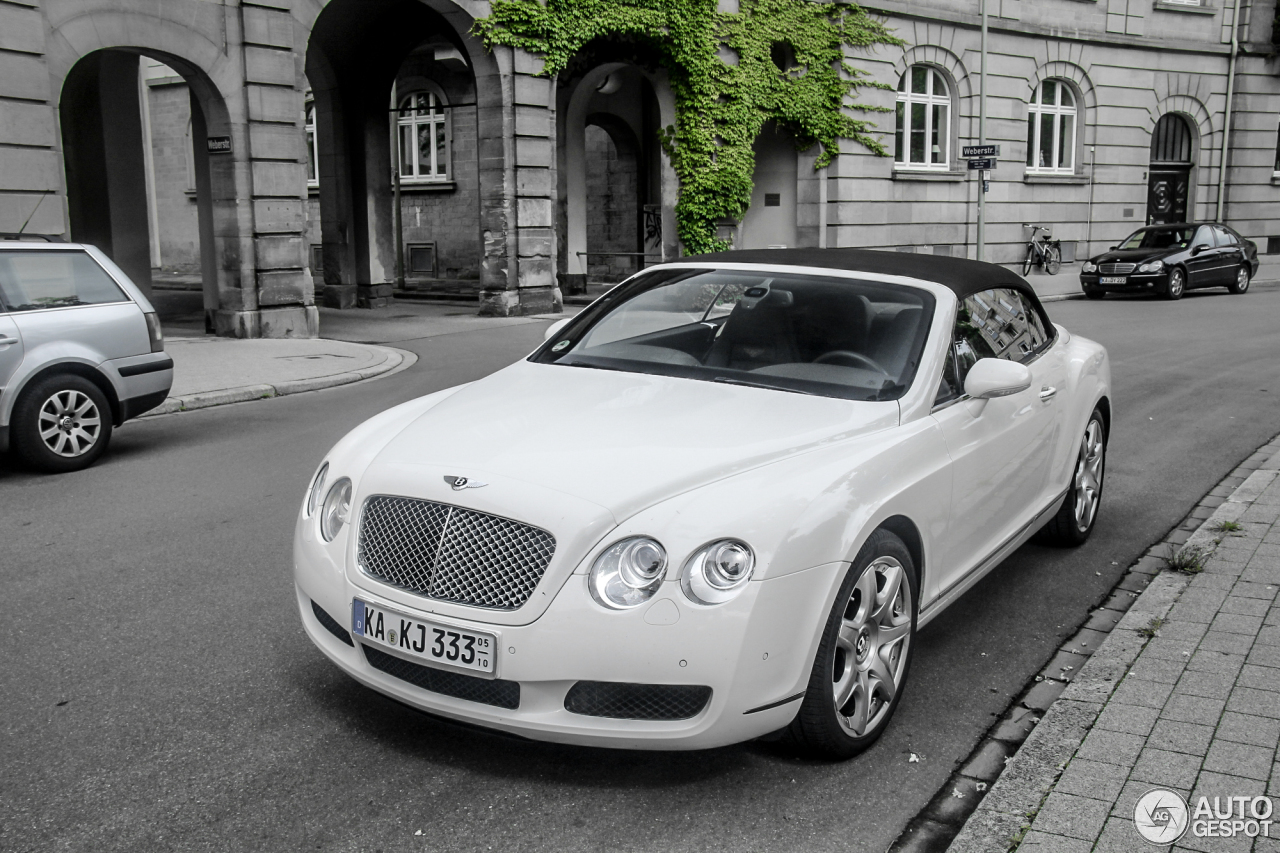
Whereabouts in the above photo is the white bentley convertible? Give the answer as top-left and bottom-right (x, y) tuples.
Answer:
(294, 249), (1110, 759)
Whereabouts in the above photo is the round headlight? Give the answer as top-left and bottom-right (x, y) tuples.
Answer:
(1082, 261), (1097, 273)
(682, 539), (755, 605)
(589, 537), (667, 609)
(319, 478), (352, 542)
(306, 462), (329, 516)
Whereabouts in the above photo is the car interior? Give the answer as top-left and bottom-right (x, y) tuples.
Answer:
(545, 271), (933, 402)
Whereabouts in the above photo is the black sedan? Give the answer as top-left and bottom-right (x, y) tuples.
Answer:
(1079, 223), (1259, 300)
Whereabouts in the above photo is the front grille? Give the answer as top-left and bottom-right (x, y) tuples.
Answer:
(564, 681), (713, 721)
(358, 495), (556, 610)
(362, 644), (520, 710)
(1099, 262), (1136, 275)
(311, 600), (354, 647)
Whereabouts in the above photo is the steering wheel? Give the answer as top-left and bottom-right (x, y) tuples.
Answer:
(813, 350), (888, 374)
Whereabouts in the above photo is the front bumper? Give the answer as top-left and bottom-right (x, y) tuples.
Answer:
(294, 523), (843, 750)
(1079, 271), (1168, 294)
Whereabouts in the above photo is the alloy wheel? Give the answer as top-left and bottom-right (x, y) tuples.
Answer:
(38, 390), (102, 458)
(1073, 418), (1105, 532)
(831, 556), (913, 737)
(1234, 267), (1250, 294)
(1166, 269), (1185, 300)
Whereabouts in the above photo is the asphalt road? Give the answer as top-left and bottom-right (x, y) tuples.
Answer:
(3, 286), (1280, 853)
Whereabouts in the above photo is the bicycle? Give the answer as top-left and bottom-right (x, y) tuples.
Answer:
(1022, 224), (1062, 276)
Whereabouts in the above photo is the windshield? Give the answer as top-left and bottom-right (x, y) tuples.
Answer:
(1118, 227), (1194, 251)
(532, 268), (935, 402)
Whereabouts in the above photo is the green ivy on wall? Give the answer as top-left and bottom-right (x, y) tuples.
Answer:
(473, 0), (901, 254)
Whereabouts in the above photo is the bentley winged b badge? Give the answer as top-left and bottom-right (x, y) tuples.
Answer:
(444, 475), (487, 491)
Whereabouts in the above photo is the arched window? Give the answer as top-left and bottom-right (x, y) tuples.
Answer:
(1026, 80), (1077, 173)
(895, 65), (950, 169)
(304, 99), (319, 187)
(396, 88), (449, 181)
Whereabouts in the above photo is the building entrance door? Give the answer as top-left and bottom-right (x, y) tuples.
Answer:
(1147, 113), (1194, 226)
(1146, 169), (1190, 225)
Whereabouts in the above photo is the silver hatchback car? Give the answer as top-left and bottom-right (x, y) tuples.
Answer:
(0, 237), (173, 473)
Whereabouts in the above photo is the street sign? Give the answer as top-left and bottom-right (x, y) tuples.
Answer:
(962, 144), (1000, 158)
(967, 158), (998, 170)
(207, 135), (232, 154)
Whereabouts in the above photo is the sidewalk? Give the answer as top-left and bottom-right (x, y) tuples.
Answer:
(947, 437), (1280, 853)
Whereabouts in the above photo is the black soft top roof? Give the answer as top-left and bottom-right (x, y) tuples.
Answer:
(686, 248), (1039, 303)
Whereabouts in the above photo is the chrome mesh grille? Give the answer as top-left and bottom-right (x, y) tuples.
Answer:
(357, 495), (556, 610)
(1099, 262), (1136, 275)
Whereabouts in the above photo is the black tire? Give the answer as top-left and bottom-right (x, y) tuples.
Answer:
(1022, 246), (1035, 277)
(1228, 265), (1251, 295)
(1036, 407), (1106, 547)
(1045, 245), (1062, 275)
(785, 529), (917, 760)
(1163, 267), (1185, 301)
(10, 374), (113, 473)
(1082, 287), (1106, 300)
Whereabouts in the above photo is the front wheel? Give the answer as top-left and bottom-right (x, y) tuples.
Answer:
(1036, 408), (1106, 547)
(1163, 267), (1185, 300)
(1022, 246), (1035, 276)
(10, 374), (113, 473)
(786, 529), (916, 760)
(1045, 245), (1062, 275)
(1228, 265), (1251, 295)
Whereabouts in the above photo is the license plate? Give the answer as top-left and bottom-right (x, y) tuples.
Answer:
(352, 599), (496, 675)
(1100, 276), (1126, 284)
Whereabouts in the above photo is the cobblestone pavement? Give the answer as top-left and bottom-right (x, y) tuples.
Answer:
(949, 436), (1280, 853)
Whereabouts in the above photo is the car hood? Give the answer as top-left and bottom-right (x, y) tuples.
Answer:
(370, 359), (900, 521)
(1089, 247), (1170, 264)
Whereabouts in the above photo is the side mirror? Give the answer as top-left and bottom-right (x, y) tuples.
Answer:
(964, 358), (1032, 400)
(1109, 246), (1117, 251)
(543, 318), (571, 342)
(1191, 244), (1206, 256)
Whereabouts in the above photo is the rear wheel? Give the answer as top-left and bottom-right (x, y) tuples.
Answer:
(1044, 245), (1062, 275)
(1036, 408), (1106, 547)
(1163, 267), (1185, 300)
(1228, 265), (1251, 295)
(10, 374), (113, 473)
(786, 529), (916, 760)
(1022, 246), (1035, 276)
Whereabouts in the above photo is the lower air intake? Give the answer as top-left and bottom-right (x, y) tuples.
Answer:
(311, 600), (354, 647)
(564, 681), (712, 720)
(361, 644), (520, 710)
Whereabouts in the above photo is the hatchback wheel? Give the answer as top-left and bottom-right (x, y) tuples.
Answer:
(11, 374), (113, 473)
(786, 529), (916, 759)
(1228, 266), (1250, 295)
(1163, 268), (1185, 300)
(1037, 408), (1106, 547)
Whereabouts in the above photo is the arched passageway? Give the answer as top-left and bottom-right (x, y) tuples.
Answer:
(1147, 113), (1196, 226)
(60, 48), (233, 330)
(738, 121), (799, 250)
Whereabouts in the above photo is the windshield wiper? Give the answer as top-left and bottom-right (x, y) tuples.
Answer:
(711, 376), (819, 397)
(559, 359), (627, 372)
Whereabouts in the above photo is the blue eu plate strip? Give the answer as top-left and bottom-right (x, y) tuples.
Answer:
(352, 599), (366, 636)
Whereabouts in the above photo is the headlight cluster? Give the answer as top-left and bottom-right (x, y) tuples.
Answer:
(589, 536), (755, 610)
(1137, 260), (1164, 273)
(1082, 261), (1097, 273)
(306, 462), (352, 542)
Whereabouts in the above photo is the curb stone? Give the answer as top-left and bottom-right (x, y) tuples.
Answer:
(939, 432), (1280, 853)
(141, 344), (415, 417)
(888, 431), (1280, 853)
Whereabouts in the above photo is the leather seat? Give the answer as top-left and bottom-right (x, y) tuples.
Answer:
(705, 290), (800, 371)
(868, 306), (923, 378)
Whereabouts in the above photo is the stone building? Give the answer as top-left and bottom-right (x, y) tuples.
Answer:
(1, 0), (1277, 338)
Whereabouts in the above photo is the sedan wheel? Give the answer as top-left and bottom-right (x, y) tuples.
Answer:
(1228, 266), (1251, 295)
(1036, 408), (1106, 547)
(786, 529), (916, 759)
(11, 374), (113, 473)
(1163, 268), (1185, 300)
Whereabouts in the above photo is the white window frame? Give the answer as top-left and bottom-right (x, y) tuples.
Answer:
(396, 85), (450, 183)
(1026, 79), (1078, 174)
(895, 65), (951, 171)
(304, 98), (319, 187)
(1273, 118), (1280, 177)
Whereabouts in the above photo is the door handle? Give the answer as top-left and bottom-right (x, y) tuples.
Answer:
(1039, 386), (1057, 402)
(0, 336), (18, 345)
